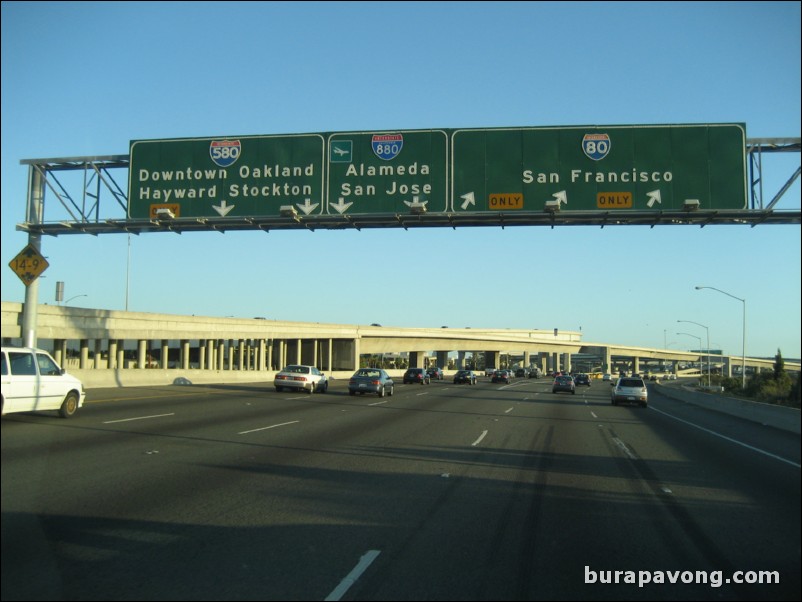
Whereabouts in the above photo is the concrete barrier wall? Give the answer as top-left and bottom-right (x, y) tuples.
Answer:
(72, 369), (400, 390)
(655, 381), (800, 435)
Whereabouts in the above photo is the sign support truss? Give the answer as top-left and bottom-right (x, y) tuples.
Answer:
(15, 139), (800, 237)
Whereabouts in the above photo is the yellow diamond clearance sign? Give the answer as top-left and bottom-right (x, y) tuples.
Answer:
(9, 244), (49, 286)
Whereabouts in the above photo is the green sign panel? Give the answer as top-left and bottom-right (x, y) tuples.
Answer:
(452, 124), (747, 212)
(128, 124), (746, 219)
(128, 134), (325, 219)
(326, 130), (449, 214)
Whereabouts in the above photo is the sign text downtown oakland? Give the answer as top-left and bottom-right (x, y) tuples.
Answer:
(136, 164), (318, 202)
(136, 163), (676, 203)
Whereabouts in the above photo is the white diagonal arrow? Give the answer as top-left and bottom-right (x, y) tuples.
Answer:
(296, 198), (319, 215)
(646, 189), (662, 208)
(212, 200), (235, 217)
(552, 190), (567, 206)
(460, 192), (476, 210)
(330, 197), (353, 214)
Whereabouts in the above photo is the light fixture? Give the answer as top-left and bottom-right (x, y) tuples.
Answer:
(279, 205), (298, 218)
(155, 208), (175, 219)
(544, 199), (561, 212)
(408, 202), (427, 215)
(683, 199), (700, 211)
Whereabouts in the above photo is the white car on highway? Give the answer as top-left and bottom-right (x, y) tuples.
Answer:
(274, 364), (328, 394)
(1, 346), (86, 418)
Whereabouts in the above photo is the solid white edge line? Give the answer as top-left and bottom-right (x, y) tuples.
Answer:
(238, 420), (300, 435)
(103, 413), (175, 424)
(325, 549), (381, 601)
(649, 406), (801, 468)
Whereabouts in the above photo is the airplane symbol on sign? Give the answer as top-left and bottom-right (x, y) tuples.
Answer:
(333, 147), (348, 156)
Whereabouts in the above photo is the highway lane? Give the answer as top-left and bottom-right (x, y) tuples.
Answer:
(2, 377), (799, 601)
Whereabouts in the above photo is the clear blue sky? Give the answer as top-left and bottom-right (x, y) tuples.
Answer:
(2, 1), (800, 359)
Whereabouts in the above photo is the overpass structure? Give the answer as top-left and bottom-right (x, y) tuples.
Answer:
(2, 302), (796, 387)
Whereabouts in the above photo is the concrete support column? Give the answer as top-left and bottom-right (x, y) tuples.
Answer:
(79, 339), (89, 369)
(181, 340), (190, 369)
(257, 339), (266, 371)
(563, 352), (572, 374)
(94, 340), (103, 369)
(436, 351), (448, 370)
(276, 340), (285, 369)
(485, 351), (499, 371)
(603, 347), (612, 374)
(523, 351), (531, 369)
(236, 340), (244, 371)
(267, 339), (274, 371)
(327, 339), (333, 372)
(409, 351), (424, 368)
(137, 339), (147, 369)
(216, 340), (224, 371)
(295, 339), (302, 364)
(205, 339), (213, 370)
(199, 340), (207, 371)
(633, 356), (640, 375)
(117, 342), (126, 370)
(351, 338), (360, 371)
(161, 339), (170, 369)
(53, 339), (65, 365)
(108, 340), (118, 369)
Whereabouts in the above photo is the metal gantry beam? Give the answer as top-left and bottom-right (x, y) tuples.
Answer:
(15, 140), (800, 237)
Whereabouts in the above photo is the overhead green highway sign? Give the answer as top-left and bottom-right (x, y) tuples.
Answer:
(128, 134), (326, 219)
(127, 124), (747, 221)
(451, 124), (747, 212)
(326, 130), (449, 214)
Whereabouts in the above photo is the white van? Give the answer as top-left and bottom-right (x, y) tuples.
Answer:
(1, 346), (86, 418)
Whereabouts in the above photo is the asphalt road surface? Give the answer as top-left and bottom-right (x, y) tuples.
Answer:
(2, 376), (799, 600)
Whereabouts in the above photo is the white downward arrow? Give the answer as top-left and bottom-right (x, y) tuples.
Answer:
(330, 197), (353, 214)
(296, 198), (320, 215)
(404, 195), (428, 209)
(212, 200), (235, 217)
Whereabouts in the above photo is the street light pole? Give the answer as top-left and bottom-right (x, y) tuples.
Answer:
(677, 319), (710, 386)
(696, 286), (747, 389)
(64, 294), (88, 305)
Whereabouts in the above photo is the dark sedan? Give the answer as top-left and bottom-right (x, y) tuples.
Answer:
(453, 370), (477, 385)
(574, 373), (591, 386)
(403, 368), (431, 385)
(492, 370), (512, 384)
(552, 375), (576, 394)
(349, 368), (394, 397)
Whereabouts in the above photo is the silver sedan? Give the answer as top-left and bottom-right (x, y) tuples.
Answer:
(348, 368), (394, 397)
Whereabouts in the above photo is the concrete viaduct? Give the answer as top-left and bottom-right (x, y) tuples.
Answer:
(2, 301), (797, 388)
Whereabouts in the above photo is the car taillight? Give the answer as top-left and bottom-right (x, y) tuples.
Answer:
(293, 376), (307, 382)
(371, 380), (380, 385)
(349, 379), (356, 384)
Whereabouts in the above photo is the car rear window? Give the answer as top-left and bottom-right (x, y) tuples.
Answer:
(620, 378), (645, 387)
